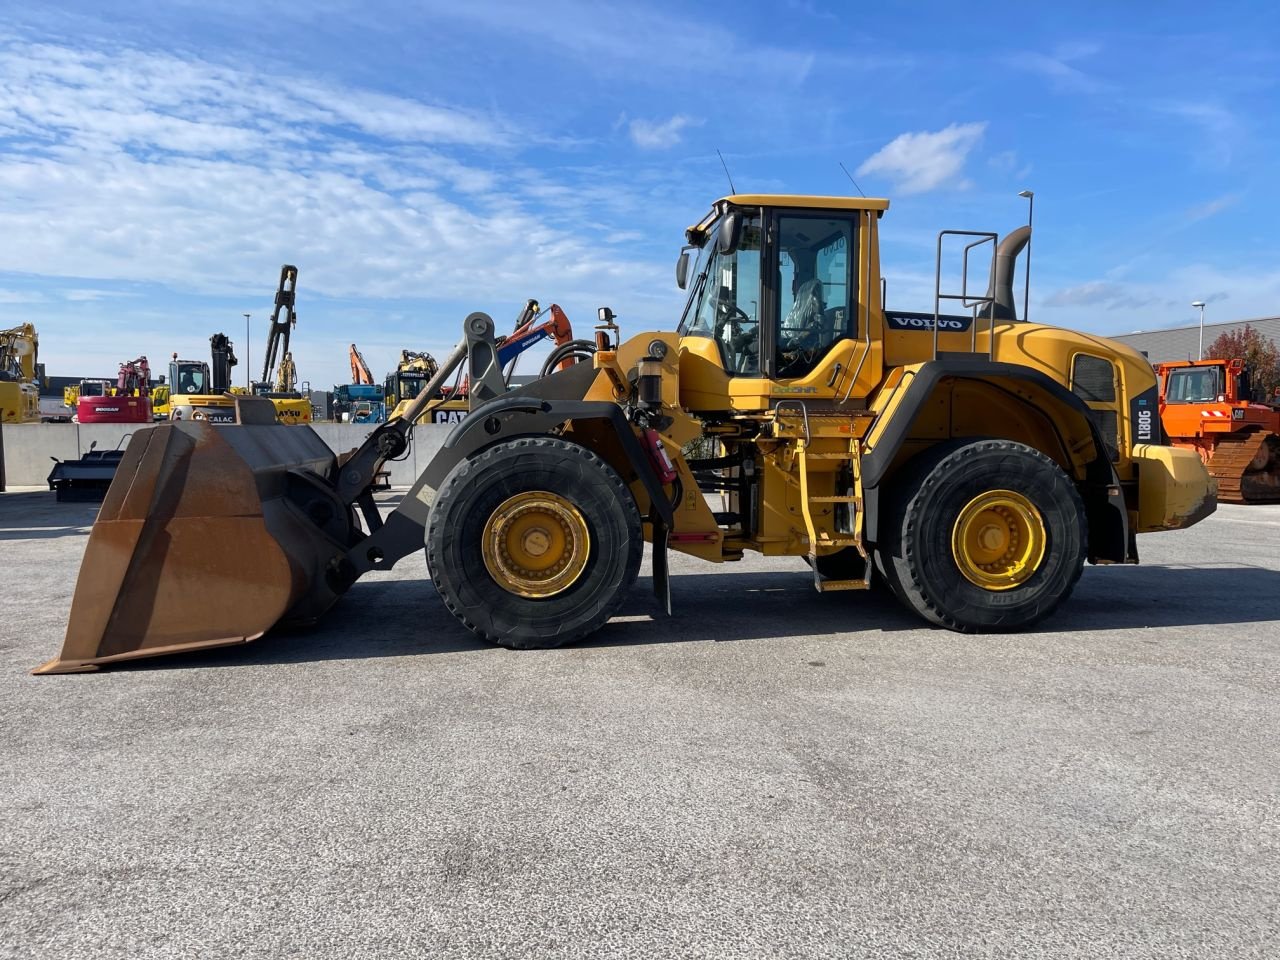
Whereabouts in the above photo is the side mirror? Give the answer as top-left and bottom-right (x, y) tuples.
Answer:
(717, 210), (742, 256)
(675, 249), (692, 290)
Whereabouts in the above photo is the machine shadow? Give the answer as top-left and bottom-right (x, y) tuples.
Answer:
(121, 571), (918, 671)
(117, 562), (1280, 672)
(0, 492), (97, 540)
(1052, 563), (1280, 631)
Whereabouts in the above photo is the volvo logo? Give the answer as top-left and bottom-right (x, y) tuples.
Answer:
(885, 313), (972, 332)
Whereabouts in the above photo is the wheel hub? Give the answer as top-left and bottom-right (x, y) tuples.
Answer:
(482, 491), (590, 598)
(951, 489), (1046, 591)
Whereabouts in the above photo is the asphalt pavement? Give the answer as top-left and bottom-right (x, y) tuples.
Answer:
(1, 490), (1277, 959)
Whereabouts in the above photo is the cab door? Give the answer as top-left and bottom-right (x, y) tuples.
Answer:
(760, 208), (875, 399)
(678, 205), (882, 412)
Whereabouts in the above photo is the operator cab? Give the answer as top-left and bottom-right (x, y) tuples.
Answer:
(170, 359), (210, 396)
(677, 196), (874, 382)
(387, 371), (426, 405)
(1164, 366), (1223, 403)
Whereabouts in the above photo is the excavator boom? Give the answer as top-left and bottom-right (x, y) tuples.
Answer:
(260, 265), (298, 386)
(350, 344), (375, 385)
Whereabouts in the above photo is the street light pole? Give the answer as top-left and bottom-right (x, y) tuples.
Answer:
(243, 313), (251, 390)
(1018, 190), (1034, 323)
(1191, 300), (1206, 359)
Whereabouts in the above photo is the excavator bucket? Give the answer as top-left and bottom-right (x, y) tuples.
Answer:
(34, 400), (353, 674)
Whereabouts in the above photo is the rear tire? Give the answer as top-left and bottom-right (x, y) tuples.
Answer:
(426, 436), (643, 649)
(879, 439), (1087, 632)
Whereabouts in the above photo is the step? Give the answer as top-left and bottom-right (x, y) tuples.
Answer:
(807, 495), (860, 503)
(816, 579), (869, 592)
(803, 452), (856, 460)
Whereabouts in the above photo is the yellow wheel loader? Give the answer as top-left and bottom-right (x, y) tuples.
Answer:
(36, 195), (1216, 673)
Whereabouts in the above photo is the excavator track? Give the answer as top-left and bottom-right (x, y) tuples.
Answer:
(1207, 431), (1280, 503)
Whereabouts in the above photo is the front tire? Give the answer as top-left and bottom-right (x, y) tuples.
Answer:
(880, 439), (1087, 632)
(426, 436), (643, 648)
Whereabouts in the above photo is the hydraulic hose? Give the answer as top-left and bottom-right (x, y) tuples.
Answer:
(540, 340), (596, 378)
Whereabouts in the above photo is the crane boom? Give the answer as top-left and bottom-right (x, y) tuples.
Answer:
(260, 265), (298, 385)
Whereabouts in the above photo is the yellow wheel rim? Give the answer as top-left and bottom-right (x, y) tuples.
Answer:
(951, 489), (1047, 591)
(481, 491), (590, 598)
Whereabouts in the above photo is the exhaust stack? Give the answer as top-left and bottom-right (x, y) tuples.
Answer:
(985, 225), (1031, 321)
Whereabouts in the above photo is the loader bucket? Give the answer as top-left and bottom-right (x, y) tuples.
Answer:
(34, 413), (353, 674)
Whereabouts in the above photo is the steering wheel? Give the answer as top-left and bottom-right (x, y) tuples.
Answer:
(715, 305), (758, 369)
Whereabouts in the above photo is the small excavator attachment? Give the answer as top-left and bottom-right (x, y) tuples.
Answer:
(34, 397), (351, 674)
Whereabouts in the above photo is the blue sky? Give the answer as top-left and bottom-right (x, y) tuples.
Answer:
(1, 1), (1277, 389)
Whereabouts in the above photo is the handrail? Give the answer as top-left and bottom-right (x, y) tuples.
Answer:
(933, 230), (997, 361)
(773, 400), (811, 443)
(841, 209), (875, 405)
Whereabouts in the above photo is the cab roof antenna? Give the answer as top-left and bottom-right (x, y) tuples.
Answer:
(716, 149), (737, 195)
(839, 161), (866, 197)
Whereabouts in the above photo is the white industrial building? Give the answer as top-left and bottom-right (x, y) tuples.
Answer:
(1112, 316), (1280, 363)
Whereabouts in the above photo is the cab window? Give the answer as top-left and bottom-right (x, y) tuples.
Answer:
(679, 214), (763, 376)
(1165, 367), (1220, 403)
(774, 215), (856, 379)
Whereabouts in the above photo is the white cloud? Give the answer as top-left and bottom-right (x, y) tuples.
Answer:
(1041, 260), (1280, 336)
(421, 1), (827, 86)
(0, 41), (512, 152)
(1151, 100), (1238, 167)
(1184, 193), (1240, 223)
(628, 115), (699, 150)
(63, 288), (138, 302)
(0, 39), (666, 301)
(1044, 281), (1168, 311)
(1007, 52), (1101, 94)
(0, 37), (688, 386)
(856, 122), (987, 194)
(0, 288), (46, 304)
(1006, 41), (1103, 93)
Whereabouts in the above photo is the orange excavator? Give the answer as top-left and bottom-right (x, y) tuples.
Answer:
(349, 344), (375, 385)
(1155, 357), (1280, 503)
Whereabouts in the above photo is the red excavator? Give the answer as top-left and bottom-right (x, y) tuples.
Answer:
(1155, 357), (1280, 503)
(77, 356), (153, 423)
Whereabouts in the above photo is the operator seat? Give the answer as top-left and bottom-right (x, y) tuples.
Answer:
(783, 278), (825, 344)
(777, 278), (825, 377)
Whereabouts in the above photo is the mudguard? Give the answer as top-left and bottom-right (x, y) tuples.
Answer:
(861, 355), (1134, 563)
